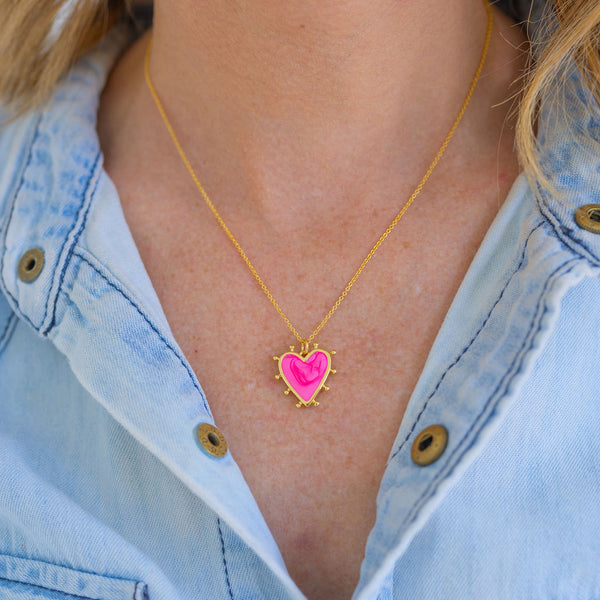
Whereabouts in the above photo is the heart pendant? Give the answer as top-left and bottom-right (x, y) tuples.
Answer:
(274, 344), (336, 407)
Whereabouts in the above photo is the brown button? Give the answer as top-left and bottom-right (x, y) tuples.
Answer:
(575, 204), (600, 234)
(17, 248), (45, 282)
(411, 424), (448, 466)
(196, 423), (228, 458)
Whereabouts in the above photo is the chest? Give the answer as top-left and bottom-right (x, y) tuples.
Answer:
(111, 168), (511, 598)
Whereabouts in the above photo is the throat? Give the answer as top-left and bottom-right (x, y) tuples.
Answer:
(147, 0), (490, 194)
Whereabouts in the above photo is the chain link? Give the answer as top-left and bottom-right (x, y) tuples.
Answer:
(144, 2), (493, 345)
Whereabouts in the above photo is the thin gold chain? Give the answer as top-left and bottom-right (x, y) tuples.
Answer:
(144, 2), (492, 346)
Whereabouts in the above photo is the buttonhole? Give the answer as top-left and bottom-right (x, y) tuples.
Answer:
(207, 432), (221, 447)
(418, 434), (434, 452)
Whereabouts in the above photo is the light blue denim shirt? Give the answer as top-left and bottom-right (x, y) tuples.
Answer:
(2, 5), (600, 599)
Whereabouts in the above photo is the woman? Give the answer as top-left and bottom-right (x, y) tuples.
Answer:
(0, 0), (599, 598)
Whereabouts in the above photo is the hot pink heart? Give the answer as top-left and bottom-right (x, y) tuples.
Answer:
(279, 350), (331, 405)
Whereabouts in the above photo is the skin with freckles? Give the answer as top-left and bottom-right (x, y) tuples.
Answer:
(98, 1), (528, 598)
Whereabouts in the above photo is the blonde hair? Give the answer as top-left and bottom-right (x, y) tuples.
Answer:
(517, 0), (600, 184)
(0, 0), (129, 115)
(0, 0), (599, 180)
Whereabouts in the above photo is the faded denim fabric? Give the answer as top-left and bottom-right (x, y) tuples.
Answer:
(1, 8), (600, 600)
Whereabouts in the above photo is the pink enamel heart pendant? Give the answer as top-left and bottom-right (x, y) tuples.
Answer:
(274, 344), (335, 407)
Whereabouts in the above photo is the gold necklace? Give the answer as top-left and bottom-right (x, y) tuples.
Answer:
(144, 3), (493, 408)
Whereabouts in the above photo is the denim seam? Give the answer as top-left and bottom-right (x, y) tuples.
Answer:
(401, 257), (580, 530)
(0, 553), (144, 600)
(389, 221), (546, 462)
(42, 153), (101, 336)
(0, 113), (44, 331)
(133, 581), (149, 600)
(0, 312), (17, 356)
(217, 518), (235, 600)
(65, 250), (209, 412)
(0, 575), (112, 600)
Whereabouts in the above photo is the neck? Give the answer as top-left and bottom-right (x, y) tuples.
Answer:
(152, 0), (484, 118)
(146, 0), (491, 216)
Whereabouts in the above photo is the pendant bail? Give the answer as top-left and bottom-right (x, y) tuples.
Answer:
(300, 340), (310, 356)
